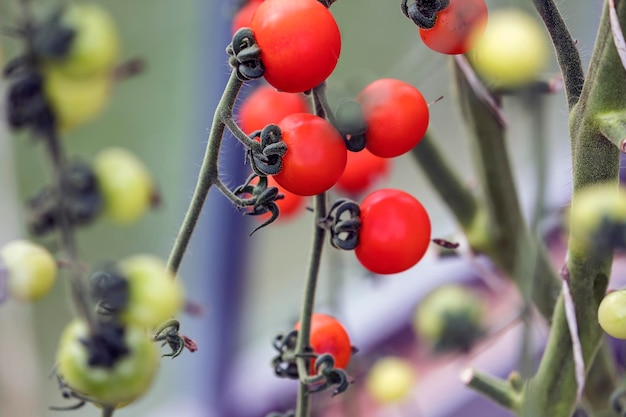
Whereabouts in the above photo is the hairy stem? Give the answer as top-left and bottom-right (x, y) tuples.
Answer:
(295, 193), (328, 417)
(524, 1), (626, 414)
(166, 70), (244, 274)
(531, 0), (585, 109)
(452, 56), (561, 321)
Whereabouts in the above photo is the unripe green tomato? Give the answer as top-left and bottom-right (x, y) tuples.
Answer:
(470, 8), (549, 87)
(568, 183), (626, 252)
(56, 319), (159, 407)
(118, 255), (184, 328)
(413, 284), (483, 346)
(52, 3), (120, 77)
(43, 67), (112, 132)
(366, 357), (416, 404)
(93, 147), (154, 224)
(598, 290), (626, 339)
(0, 239), (57, 302)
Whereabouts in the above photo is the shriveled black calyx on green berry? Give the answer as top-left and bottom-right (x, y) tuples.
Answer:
(4, 58), (56, 135)
(401, 0), (450, 29)
(227, 28), (264, 81)
(90, 266), (129, 318)
(81, 321), (129, 368)
(3, 6), (75, 136)
(334, 99), (367, 152)
(27, 160), (103, 235)
(31, 7), (76, 59)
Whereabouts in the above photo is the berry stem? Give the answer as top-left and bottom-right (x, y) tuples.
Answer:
(166, 69), (244, 275)
(42, 130), (98, 333)
(101, 406), (115, 417)
(295, 192), (328, 417)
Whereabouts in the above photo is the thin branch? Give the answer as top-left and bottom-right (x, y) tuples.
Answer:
(531, 0), (585, 109)
(166, 70), (244, 275)
(295, 193), (328, 417)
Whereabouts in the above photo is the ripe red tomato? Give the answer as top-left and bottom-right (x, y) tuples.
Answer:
(419, 0), (488, 55)
(295, 313), (352, 372)
(250, 0), (341, 93)
(335, 148), (390, 195)
(231, 0), (264, 35)
(355, 189), (431, 274)
(237, 85), (309, 134)
(357, 79), (429, 158)
(274, 113), (347, 196)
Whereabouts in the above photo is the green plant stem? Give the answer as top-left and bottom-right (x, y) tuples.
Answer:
(43, 131), (97, 333)
(295, 193), (328, 417)
(461, 368), (521, 411)
(166, 70), (243, 274)
(100, 406), (115, 417)
(410, 132), (478, 230)
(532, 0), (584, 109)
(452, 57), (561, 321)
(523, 1), (626, 414)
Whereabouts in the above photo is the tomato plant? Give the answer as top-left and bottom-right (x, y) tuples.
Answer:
(56, 319), (159, 407)
(335, 148), (390, 195)
(419, 0), (488, 55)
(355, 189), (431, 274)
(357, 78), (429, 158)
(237, 85), (308, 134)
(273, 113), (347, 196)
(250, 0), (341, 93)
(0, 239), (57, 302)
(295, 313), (352, 372)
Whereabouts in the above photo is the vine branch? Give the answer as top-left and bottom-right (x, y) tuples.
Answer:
(531, 0), (585, 109)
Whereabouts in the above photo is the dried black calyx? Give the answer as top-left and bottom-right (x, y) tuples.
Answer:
(80, 321), (129, 368)
(323, 199), (361, 250)
(334, 99), (367, 152)
(401, 0), (450, 29)
(28, 160), (103, 235)
(234, 174), (284, 234)
(227, 28), (264, 81)
(271, 330), (301, 379)
(246, 124), (286, 176)
(90, 266), (129, 317)
(4, 59), (56, 135)
(31, 7), (76, 59)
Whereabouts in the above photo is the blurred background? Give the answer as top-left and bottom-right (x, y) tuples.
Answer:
(0, 0), (606, 416)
